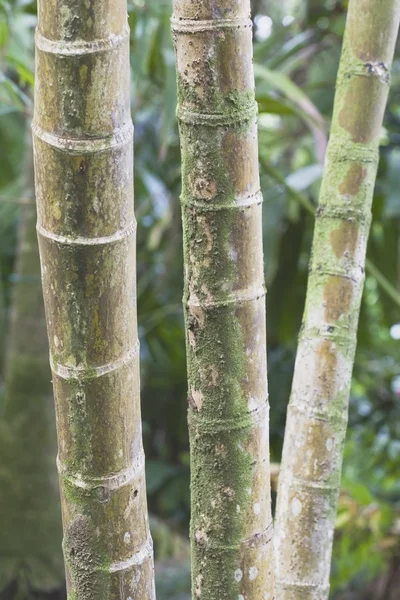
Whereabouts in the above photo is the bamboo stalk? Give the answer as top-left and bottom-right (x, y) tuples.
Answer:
(274, 2), (400, 598)
(33, 2), (155, 598)
(172, 2), (274, 599)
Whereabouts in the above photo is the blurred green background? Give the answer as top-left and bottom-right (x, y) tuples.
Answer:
(1, 1), (400, 598)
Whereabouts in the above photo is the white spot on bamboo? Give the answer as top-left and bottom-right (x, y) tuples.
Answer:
(188, 329), (196, 348)
(253, 502), (261, 515)
(191, 387), (204, 411)
(326, 438), (333, 451)
(201, 283), (213, 303)
(291, 497), (302, 516)
(195, 529), (208, 546)
(229, 247), (238, 262)
(195, 573), (203, 598)
(248, 396), (258, 411)
(234, 569), (243, 582)
(124, 532), (131, 544)
(249, 566), (258, 581)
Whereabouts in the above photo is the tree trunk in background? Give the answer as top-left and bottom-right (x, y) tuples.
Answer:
(172, 2), (274, 600)
(0, 139), (64, 597)
(0, 269), (6, 386)
(32, 2), (155, 599)
(274, 1), (400, 598)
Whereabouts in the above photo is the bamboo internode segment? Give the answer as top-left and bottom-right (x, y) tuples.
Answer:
(275, 1), (400, 599)
(172, 2), (274, 599)
(33, 2), (155, 599)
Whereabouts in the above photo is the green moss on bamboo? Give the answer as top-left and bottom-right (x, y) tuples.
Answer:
(179, 76), (258, 600)
(173, 4), (273, 596)
(63, 515), (110, 600)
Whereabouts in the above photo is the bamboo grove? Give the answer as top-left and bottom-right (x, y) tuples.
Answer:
(4, 0), (395, 599)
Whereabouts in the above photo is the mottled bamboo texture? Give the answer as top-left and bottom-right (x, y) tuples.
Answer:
(172, 2), (274, 600)
(32, 2), (155, 599)
(275, 2), (400, 598)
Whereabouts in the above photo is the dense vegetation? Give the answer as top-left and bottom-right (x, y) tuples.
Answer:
(1, 1), (400, 598)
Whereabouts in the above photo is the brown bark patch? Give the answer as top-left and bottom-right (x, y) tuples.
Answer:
(192, 177), (217, 201)
(324, 276), (353, 322)
(217, 30), (248, 95)
(330, 221), (359, 259)
(339, 164), (367, 196)
(222, 125), (258, 196)
(317, 339), (338, 398)
(347, 2), (395, 64)
(338, 77), (385, 143)
(222, 129), (241, 188)
(189, 303), (205, 328)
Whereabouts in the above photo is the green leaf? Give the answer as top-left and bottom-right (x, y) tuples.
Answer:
(254, 63), (327, 160)
(343, 481), (374, 506)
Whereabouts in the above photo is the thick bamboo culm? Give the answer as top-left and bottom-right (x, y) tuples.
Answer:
(33, 2), (155, 598)
(172, 2), (274, 599)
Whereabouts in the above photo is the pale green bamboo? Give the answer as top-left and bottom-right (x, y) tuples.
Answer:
(33, 2), (155, 599)
(275, 2), (400, 598)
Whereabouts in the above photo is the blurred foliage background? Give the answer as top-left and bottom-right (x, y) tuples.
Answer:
(1, 0), (400, 598)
